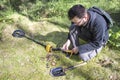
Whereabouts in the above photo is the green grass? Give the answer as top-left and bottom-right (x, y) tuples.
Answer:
(0, 0), (120, 79)
(0, 13), (120, 80)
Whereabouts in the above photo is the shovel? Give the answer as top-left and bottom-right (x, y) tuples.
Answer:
(50, 61), (87, 77)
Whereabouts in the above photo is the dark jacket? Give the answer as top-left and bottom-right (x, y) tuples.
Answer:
(68, 10), (109, 54)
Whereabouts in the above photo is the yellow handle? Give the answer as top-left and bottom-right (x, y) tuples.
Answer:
(46, 44), (52, 52)
(64, 50), (73, 57)
(65, 50), (72, 53)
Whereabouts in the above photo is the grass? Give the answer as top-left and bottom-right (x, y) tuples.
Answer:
(0, 13), (120, 80)
(0, 1), (120, 80)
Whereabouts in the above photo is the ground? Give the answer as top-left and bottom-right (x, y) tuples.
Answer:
(0, 13), (120, 80)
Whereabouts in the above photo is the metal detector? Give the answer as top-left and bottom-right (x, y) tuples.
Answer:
(12, 29), (73, 54)
(50, 62), (87, 77)
(12, 29), (46, 47)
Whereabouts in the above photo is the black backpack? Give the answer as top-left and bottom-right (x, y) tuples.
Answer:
(88, 6), (113, 29)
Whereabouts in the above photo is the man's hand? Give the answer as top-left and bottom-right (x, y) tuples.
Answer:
(61, 39), (71, 51)
(72, 47), (79, 54)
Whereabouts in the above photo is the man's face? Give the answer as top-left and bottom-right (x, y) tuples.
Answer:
(71, 16), (85, 26)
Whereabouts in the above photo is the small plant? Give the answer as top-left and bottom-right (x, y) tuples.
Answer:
(109, 25), (120, 47)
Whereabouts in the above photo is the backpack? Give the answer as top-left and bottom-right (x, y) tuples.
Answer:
(88, 6), (113, 29)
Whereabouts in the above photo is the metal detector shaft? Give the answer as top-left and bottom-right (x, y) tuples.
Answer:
(23, 37), (62, 52)
(24, 35), (46, 48)
(12, 30), (72, 53)
(24, 36), (69, 53)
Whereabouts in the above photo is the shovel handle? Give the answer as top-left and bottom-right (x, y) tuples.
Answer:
(65, 66), (74, 71)
(64, 62), (87, 71)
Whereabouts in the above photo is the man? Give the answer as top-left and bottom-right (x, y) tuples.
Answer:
(62, 4), (109, 61)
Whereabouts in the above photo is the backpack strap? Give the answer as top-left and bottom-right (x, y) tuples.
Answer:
(86, 10), (97, 32)
(88, 6), (113, 28)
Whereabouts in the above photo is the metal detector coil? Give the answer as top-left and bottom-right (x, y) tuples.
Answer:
(12, 30), (25, 38)
(50, 67), (66, 77)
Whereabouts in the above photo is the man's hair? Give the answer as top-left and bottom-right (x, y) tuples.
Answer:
(68, 4), (86, 20)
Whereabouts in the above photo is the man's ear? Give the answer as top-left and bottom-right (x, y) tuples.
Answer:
(84, 13), (88, 21)
(84, 13), (88, 18)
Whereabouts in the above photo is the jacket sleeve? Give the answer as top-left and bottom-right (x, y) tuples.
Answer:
(78, 17), (107, 54)
(67, 23), (76, 39)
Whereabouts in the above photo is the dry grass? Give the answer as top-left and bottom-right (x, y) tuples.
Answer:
(0, 13), (120, 80)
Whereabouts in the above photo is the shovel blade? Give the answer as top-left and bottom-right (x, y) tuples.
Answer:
(50, 67), (66, 77)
